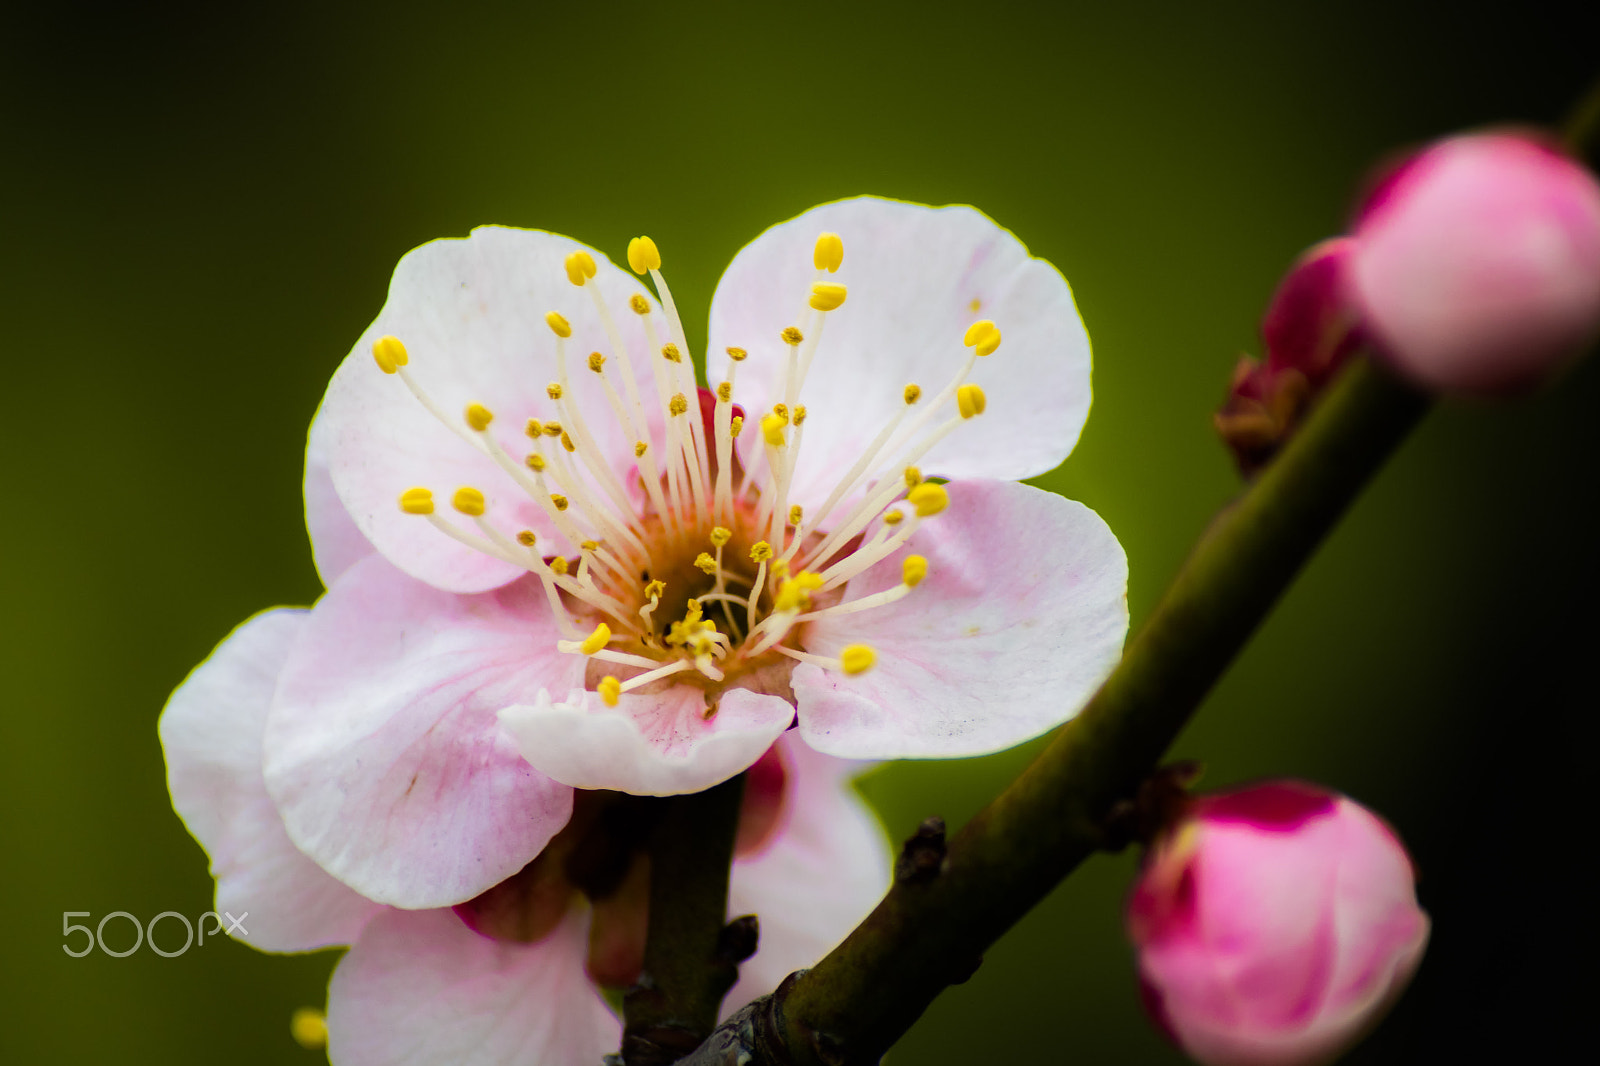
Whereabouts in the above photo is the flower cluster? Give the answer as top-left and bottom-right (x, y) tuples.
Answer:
(161, 197), (1130, 1062)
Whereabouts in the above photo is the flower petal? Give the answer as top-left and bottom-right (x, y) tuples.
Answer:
(317, 225), (662, 593)
(263, 554), (578, 908)
(497, 686), (794, 797)
(725, 734), (890, 1013)
(708, 197), (1092, 509)
(327, 907), (619, 1066)
(305, 409), (375, 588)
(159, 609), (382, 951)
(793, 478), (1128, 759)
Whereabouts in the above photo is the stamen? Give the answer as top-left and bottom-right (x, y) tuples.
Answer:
(773, 643), (877, 675)
(372, 335), (410, 374)
(957, 383), (987, 419)
(813, 232), (844, 273)
(399, 487), (434, 514)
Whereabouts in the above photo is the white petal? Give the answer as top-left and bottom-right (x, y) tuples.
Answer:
(498, 686), (794, 797)
(725, 734), (890, 1013)
(794, 479), (1128, 758)
(318, 225), (662, 592)
(158, 609), (381, 951)
(327, 907), (619, 1066)
(708, 196), (1092, 510)
(305, 409), (375, 587)
(263, 554), (578, 909)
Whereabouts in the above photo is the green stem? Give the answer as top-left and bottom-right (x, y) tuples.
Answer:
(621, 773), (748, 1066)
(685, 356), (1429, 1065)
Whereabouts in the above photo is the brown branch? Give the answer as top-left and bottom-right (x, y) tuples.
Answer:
(677, 356), (1430, 1066)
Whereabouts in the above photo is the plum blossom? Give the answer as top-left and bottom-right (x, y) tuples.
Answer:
(241, 196), (1127, 908)
(160, 608), (890, 1066)
(1127, 781), (1430, 1066)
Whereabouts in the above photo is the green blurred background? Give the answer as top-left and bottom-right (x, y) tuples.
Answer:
(3, 1), (1596, 1062)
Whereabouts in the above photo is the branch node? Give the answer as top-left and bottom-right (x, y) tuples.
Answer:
(893, 816), (947, 885)
(717, 915), (761, 965)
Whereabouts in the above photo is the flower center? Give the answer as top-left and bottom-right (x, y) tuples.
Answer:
(373, 231), (1003, 706)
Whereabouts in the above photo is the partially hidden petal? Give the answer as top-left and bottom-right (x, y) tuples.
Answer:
(159, 609), (382, 951)
(498, 686), (794, 797)
(318, 225), (660, 593)
(725, 734), (890, 1013)
(794, 478), (1128, 759)
(264, 554), (578, 908)
(327, 907), (619, 1066)
(708, 197), (1092, 510)
(305, 406), (376, 588)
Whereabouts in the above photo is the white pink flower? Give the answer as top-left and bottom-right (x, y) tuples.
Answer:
(1127, 781), (1430, 1066)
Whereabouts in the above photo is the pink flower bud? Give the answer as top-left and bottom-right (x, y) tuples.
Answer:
(1350, 131), (1600, 394)
(1127, 781), (1429, 1066)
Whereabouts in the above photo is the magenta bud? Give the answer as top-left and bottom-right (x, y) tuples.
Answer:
(1127, 781), (1429, 1066)
(1350, 131), (1600, 394)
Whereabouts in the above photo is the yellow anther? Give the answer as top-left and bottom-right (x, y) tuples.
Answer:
(452, 487), (486, 516)
(634, 441), (648, 457)
(644, 579), (666, 600)
(526, 418), (544, 437)
(398, 487), (434, 515)
(957, 383), (987, 419)
(546, 311), (572, 338)
(963, 319), (997, 347)
(729, 415), (744, 438)
(557, 431), (574, 453)
(517, 530), (538, 546)
(525, 452), (547, 472)
(788, 504), (803, 526)
(684, 599), (703, 623)
(694, 552), (718, 575)
(809, 282), (848, 312)
(372, 335), (409, 374)
(542, 421), (563, 437)
(907, 482), (949, 517)
(547, 382), (564, 400)
(793, 404), (807, 426)
(290, 1007), (328, 1050)
(549, 556), (570, 575)
(904, 466), (922, 488)
(904, 384), (922, 405)
(761, 413), (787, 447)
(588, 351), (606, 372)
(581, 539), (599, 551)
(902, 555), (928, 587)
(750, 541), (773, 562)
(781, 326), (804, 346)
(882, 509), (904, 526)
(629, 293), (650, 315)
(774, 571), (825, 612)
(772, 403), (789, 420)
(976, 327), (1001, 356)
(669, 394), (689, 417)
(579, 623), (612, 655)
(840, 644), (876, 675)
(564, 250), (597, 286)
(726, 346), (748, 361)
(598, 676), (621, 707)
(770, 558), (790, 580)
(717, 381), (732, 402)
(709, 527), (732, 547)
(464, 403), (494, 431)
(661, 343), (682, 363)
(551, 494), (569, 511)
(627, 236), (661, 274)
(814, 231), (844, 272)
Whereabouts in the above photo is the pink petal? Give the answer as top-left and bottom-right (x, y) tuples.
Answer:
(497, 686), (795, 797)
(317, 225), (661, 593)
(158, 609), (381, 951)
(793, 479), (1128, 758)
(305, 410), (375, 588)
(263, 554), (578, 908)
(708, 197), (1093, 510)
(725, 734), (890, 1013)
(327, 907), (619, 1066)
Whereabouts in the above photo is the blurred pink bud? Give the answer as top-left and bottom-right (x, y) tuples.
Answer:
(1127, 781), (1429, 1066)
(1350, 132), (1600, 394)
